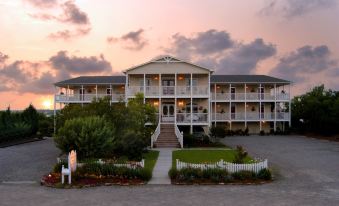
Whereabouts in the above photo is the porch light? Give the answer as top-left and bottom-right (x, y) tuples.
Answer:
(178, 101), (184, 106)
(217, 86), (220, 89)
(178, 76), (184, 80)
(121, 86), (125, 89)
(153, 101), (159, 106)
(154, 76), (158, 80)
(262, 121), (265, 123)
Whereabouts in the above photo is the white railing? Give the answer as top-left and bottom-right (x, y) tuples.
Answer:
(175, 125), (183, 148)
(176, 86), (191, 96)
(231, 112), (245, 120)
(176, 159), (268, 174)
(176, 113), (208, 123)
(145, 86), (159, 96)
(211, 113), (229, 121)
(276, 112), (289, 120)
(246, 112), (260, 120)
(58, 157), (145, 169)
(151, 124), (161, 148)
(162, 86), (175, 95)
(192, 86), (209, 95)
(127, 86), (144, 96)
(211, 92), (290, 101)
(55, 94), (125, 102)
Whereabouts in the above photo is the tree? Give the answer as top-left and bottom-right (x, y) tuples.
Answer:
(22, 104), (39, 134)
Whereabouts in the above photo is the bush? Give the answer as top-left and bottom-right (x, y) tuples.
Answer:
(257, 168), (272, 180)
(120, 132), (147, 161)
(75, 162), (152, 181)
(233, 145), (248, 164)
(259, 130), (265, 136)
(209, 125), (226, 139)
(232, 170), (256, 180)
(54, 116), (115, 159)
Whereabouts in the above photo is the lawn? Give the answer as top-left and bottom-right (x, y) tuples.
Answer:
(172, 149), (252, 168)
(143, 150), (159, 171)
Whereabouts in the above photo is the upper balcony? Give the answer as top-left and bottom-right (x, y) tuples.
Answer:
(127, 86), (209, 97)
(211, 92), (289, 101)
(55, 93), (125, 103)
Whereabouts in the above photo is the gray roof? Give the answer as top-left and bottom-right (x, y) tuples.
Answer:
(210, 75), (290, 84)
(55, 74), (289, 86)
(54, 76), (126, 86)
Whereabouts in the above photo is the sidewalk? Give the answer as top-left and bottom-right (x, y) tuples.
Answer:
(148, 148), (174, 185)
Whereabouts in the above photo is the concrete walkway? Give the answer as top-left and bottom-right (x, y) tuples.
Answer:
(148, 148), (174, 185)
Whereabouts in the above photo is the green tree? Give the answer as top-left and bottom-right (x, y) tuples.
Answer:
(22, 104), (39, 134)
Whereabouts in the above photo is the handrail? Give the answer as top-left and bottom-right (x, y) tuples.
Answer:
(150, 124), (160, 148)
(175, 124), (183, 148)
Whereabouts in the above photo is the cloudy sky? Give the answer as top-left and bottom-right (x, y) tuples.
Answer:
(1, 0), (339, 109)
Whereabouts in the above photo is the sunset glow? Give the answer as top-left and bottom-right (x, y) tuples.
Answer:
(0, 0), (338, 110)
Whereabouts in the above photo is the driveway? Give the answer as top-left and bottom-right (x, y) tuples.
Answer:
(0, 138), (60, 182)
(0, 135), (338, 206)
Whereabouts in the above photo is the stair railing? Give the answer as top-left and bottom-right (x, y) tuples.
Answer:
(175, 124), (184, 148)
(151, 124), (161, 148)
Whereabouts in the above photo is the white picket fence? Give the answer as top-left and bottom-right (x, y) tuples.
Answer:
(176, 159), (268, 173)
(58, 158), (145, 169)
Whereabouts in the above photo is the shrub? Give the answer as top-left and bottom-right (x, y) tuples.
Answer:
(257, 168), (272, 180)
(233, 145), (248, 164)
(75, 162), (152, 181)
(259, 130), (265, 136)
(209, 125), (226, 139)
(168, 168), (178, 179)
(244, 127), (249, 136)
(120, 132), (147, 161)
(232, 170), (256, 180)
(54, 116), (115, 159)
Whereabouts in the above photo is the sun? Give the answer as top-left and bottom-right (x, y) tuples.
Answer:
(42, 99), (52, 109)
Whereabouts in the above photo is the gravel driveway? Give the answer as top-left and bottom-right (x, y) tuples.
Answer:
(0, 135), (338, 206)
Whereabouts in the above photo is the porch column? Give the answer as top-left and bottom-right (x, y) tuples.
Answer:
(125, 75), (128, 105)
(274, 84), (277, 131)
(67, 85), (69, 102)
(244, 83), (247, 129)
(110, 84), (112, 106)
(159, 74), (161, 124)
(208, 72), (211, 127)
(96, 84), (98, 100)
(175, 73), (177, 124)
(190, 73), (193, 134)
(214, 83), (217, 124)
(143, 74), (146, 104)
(229, 84), (231, 126)
(81, 85), (84, 107)
(288, 84), (291, 127)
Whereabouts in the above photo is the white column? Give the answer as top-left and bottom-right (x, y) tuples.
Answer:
(207, 72), (211, 127)
(229, 84), (231, 122)
(244, 83), (247, 129)
(96, 84), (98, 100)
(274, 84), (277, 131)
(159, 74), (161, 124)
(288, 84), (291, 127)
(175, 73), (177, 124)
(81, 85), (84, 107)
(143, 74), (146, 104)
(125, 75), (128, 105)
(214, 83), (217, 124)
(110, 84), (112, 106)
(159, 74), (162, 97)
(190, 73), (193, 134)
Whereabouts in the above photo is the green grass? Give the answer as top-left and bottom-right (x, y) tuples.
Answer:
(143, 150), (159, 171)
(172, 149), (252, 168)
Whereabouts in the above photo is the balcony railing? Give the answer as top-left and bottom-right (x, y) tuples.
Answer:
(55, 94), (125, 102)
(211, 112), (289, 121)
(176, 113), (208, 123)
(211, 93), (289, 101)
(127, 86), (209, 96)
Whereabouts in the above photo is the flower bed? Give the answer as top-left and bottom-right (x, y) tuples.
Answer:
(42, 150), (159, 188)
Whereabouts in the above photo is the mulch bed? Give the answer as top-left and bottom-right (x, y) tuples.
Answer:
(0, 137), (45, 148)
(41, 173), (146, 188)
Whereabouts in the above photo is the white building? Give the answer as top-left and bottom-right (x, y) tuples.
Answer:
(54, 56), (291, 147)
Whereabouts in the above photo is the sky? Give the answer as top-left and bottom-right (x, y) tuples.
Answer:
(0, 0), (339, 110)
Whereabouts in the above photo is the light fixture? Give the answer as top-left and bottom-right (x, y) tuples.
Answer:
(262, 121), (265, 123)
(153, 101), (159, 106)
(121, 86), (125, 89)
(154, 76), (158, 80)
(217, 104), (220, 107)
(178, 101), (184, 106)
(178, 76), (184, 80)
(217, 86), (220, 89)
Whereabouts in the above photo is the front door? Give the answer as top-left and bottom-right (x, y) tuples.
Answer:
(162, 104), (175, 122)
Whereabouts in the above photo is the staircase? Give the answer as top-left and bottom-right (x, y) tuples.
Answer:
(154, 124), (180, 148)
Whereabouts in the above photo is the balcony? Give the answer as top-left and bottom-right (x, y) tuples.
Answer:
(176, 113), (208, 124)
(55, 93), (125, 103)
(211, 112), (289, 121)
(127, 86), (209, 97)
(211, 93), (290, 101)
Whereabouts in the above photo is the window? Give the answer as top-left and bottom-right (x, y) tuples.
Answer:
(106, 88), (111, 95)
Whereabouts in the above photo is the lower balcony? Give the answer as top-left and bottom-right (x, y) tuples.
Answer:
(176, 113), (208, 124)
(211, 112), (289, 121)
(55, 94), (125, 103)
